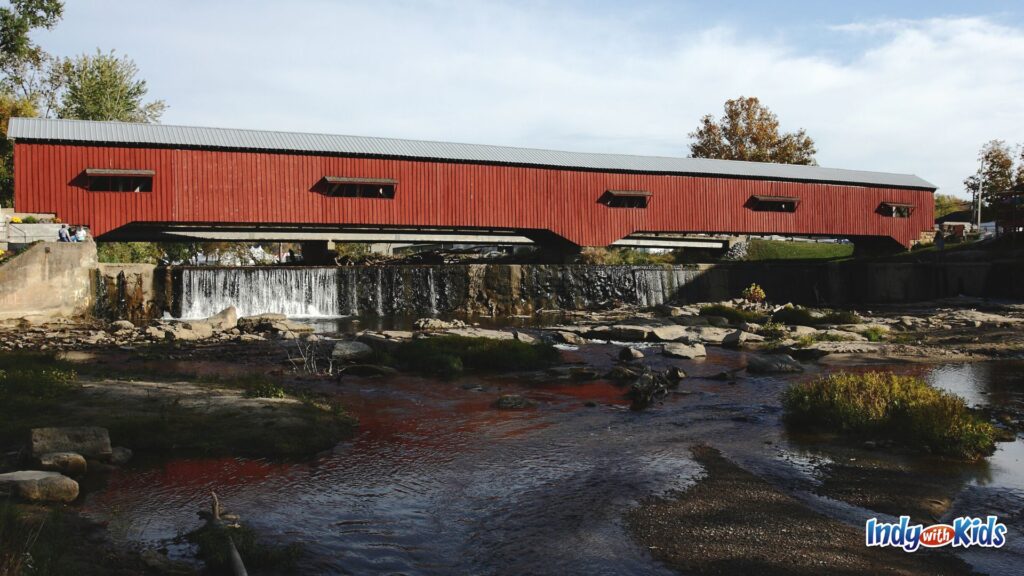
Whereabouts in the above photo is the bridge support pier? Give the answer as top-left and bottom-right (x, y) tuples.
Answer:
(299, 241), (335, 265)
(523, 231), (582, 264)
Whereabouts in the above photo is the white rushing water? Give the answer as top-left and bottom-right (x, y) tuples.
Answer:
(178, 267), (342, 319)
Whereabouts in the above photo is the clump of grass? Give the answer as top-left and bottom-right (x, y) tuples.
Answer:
(189, 522), (302, 573)
(862, 326), (888, 342)
(243, 378), (287, 399)
(782, 372), (996, 460)
(394, 336), (560, 377)
(772, 306), (861, 326)
(0, 502), (80, 576)
(698, 304), (767, 324)
(0, 353), (79, 443)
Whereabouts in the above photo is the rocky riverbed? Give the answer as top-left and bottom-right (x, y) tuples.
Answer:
(1, 297), (1023, 574)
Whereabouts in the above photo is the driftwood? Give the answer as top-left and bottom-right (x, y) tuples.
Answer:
(210, 491), (248, 576)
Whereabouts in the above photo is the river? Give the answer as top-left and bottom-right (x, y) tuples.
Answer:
(79, 344), (1024, 575)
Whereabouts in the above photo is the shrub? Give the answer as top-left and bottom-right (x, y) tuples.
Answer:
(394, 336), (560, 377)
(698, 304), (767, 324)
(758, 320), (787, 340)
(862, 326), (887, 342)
(782, 372), (996, 460)
(9, 216), (21, 223)
(741, 283), (766, 304)
(21, 215), (38, 224)
(579, 247), (677, 265)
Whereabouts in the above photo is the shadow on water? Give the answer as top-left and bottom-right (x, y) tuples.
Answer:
(80, 352), (1024, 575)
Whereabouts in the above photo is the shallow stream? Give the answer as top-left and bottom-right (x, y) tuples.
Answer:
(80, 346), (1024, 575)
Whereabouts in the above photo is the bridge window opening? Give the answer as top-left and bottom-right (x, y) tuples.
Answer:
(320, 177), (396, 199)
(601, 190), (651, 209)
(880, 202), (914, 218)
(748, 195), (799, 213)
(84, 169), (154, 192)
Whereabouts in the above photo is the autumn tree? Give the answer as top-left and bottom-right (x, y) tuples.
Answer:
(963, 140), (1018, 212)
(689, 96), (817, 165)
(56, 50), (166, 122)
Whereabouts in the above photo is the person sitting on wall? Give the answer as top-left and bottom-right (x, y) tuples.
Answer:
(68, 226), (79, 242)
(57, 224), (71, 242)
(75, 227), (87, 242)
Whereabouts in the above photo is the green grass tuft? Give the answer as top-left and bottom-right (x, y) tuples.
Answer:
(394, 336), (560, 377)
(782, 372), (997, 460)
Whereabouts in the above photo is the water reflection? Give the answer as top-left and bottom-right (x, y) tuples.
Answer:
(80, 358), (1024, 575)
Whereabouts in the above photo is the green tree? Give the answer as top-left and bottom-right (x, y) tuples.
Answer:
(56, 49), (166, 122)
(933, 194), (967, 219)
(689, 96), (817, 165)
(0, 93), (35, 206)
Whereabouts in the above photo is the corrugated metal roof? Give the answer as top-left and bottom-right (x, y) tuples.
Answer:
(7, 117), (936, 189)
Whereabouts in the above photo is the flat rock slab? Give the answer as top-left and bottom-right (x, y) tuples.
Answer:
(31, 426), (111, 460)
(0, 470), (79, 502)
(795, 341), (884, 359)
(444, 328), (515, 340)
(662, 342), (707, 359)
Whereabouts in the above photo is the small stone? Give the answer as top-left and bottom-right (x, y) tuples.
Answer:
(664, 366), (687, 381)
(493, 394), (534, 409)
(110, 320), (135, 332)
(618, 347), (644, 361)
(110, 446), (133, 465)
(553, 331), (587, 345)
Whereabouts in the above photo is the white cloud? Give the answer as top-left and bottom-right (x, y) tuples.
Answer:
(37, 3), (1024, 197)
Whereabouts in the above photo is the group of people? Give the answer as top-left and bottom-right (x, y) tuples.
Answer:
(57, 224), (87, 243)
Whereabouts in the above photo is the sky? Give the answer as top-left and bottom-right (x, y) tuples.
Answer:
(29, 0), (1024, 197)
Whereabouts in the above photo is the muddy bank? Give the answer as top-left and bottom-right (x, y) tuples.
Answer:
(627, 445), (973, 576)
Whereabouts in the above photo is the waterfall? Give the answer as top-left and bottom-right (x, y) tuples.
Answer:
(179, 267), (342, 319)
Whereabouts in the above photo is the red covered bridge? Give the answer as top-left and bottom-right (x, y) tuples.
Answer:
(8, 117), (935, 252)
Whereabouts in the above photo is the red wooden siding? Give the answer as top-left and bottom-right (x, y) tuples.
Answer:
(14, 142), (935, 247)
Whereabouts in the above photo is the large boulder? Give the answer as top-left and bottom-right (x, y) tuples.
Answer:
(237, 313), (287, 333)
(0, 471), (79, 502)
(746, 354), (804, 374)
(722, 330), (766, 348)
(331, 341), (374, 362)
(661, 342), (707, 359)
(686, 326), (734, 345)
(31, 427), (111, 460)
(206, 306), (238, 331)
(164, 321), (214, 341)
(618, 346), (645, 361)
(37, 452), (87, 476)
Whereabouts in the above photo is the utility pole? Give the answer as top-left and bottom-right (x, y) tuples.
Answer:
(975, 159), (986, 236)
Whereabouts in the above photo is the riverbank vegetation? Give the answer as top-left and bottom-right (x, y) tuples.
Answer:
(392, 335), (561, 377)
(0, 352), (355, 459)
(744, 239), (854, 261)
(782, 372), (997, 460)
